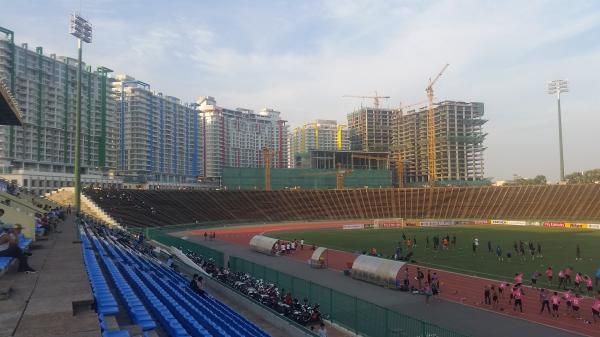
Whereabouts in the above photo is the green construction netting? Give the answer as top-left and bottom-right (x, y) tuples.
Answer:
(223, 168), (392, 190)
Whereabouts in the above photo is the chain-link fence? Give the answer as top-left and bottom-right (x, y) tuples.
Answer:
(229, 256), (469, 337)
(147, 229), (225, 267)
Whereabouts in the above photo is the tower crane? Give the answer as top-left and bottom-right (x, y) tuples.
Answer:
(343, 92), (390, 111)
(425, 63), (449, 186)
(262, 147), (272, 191)
(344, 92), (390, 151)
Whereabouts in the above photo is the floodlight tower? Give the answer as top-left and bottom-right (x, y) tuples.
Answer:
(547, 79), (569, 182)
(70, 14), (92, 235)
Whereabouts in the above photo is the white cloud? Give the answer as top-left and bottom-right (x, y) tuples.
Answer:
(2, 0), (599, 181)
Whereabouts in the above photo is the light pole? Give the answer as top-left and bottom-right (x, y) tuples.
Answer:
(547, 79), (569, 183)
(70, 14), (92, 238)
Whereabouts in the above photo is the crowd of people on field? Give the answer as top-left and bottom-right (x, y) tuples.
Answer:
(272, 239), (306, 255)
(480, 270), (600, 324)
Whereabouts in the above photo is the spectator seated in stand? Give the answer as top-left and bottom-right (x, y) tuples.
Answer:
(0, 223), (36, 273)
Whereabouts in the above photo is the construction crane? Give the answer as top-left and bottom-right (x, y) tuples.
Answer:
(394, 153), (405, 188)
(396, 99), (429, 116)
(343, 92), (390, 111)
(426, 63), (449, 186)
(344, 92), (390, 151)
(262, 147), (272, 191)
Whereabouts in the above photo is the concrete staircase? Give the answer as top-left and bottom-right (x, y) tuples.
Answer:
(45, 188), (121, 228)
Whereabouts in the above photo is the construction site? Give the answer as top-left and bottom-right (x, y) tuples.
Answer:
(392, 101), (487, 185)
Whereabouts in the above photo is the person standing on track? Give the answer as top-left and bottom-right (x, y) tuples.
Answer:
(300, 239), (304, 250)
(592, 291), (600, 323)
(551, 291), (561, 317)
(563, 289), (574, 315)
(514, 272), (523, 286)
(539, 288), (551, 315)
(571, 293), (581, 319)
(491, 284), (499, 309)
(576, 244), (581, 261)
(537, 242), (543, 258)
(451, 234), (456, 248)
(484, 285), (491, 305)
(487, 240), (492, 254)
(585, 275), (594, 296)
(513, 285), (524, 313)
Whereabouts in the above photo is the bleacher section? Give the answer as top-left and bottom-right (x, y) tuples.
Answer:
(80, 223), (271, 337)
(84, 185), (600, 227)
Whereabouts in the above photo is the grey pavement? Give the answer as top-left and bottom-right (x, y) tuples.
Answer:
(0, 215), (99, 337)
(186, 235), (585, 337)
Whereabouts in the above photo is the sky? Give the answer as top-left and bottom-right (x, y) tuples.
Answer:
(1, 0), (599, 181)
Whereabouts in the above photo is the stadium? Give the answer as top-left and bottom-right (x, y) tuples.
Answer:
(45, 185), (600, 336)
(2, 3), (600, 337)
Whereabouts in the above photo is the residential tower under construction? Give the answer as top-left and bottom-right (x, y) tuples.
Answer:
(393, 101), (486, 185)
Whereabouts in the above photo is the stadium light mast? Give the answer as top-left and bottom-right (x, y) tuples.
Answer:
(70, 14), (92, 238)
(547, 79), (569, 183)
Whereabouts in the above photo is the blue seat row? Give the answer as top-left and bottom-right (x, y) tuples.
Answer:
(81, 246), (119, 315)
(155, 275), (247, 337)
(98, 253), (156, 331)
(99, 313), (131, 337)
(119, 264), (191, 337)
(87, 229), (271, 337)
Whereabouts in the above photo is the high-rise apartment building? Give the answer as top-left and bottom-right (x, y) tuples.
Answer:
(0, 27), (120, 195)
(288, 120), (349, 167)
(113, 75), (201, 186)
(198, 96), (287, 180)
(393, 101), (486, 184)
(347, 108), (393, 152)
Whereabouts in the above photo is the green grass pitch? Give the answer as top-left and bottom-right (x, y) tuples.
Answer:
(272, 225), (600, 285)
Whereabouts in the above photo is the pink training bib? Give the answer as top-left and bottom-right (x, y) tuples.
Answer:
(552, 296), (560, 305)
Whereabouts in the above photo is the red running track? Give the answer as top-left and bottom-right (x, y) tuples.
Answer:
(184, 222), (600, 337)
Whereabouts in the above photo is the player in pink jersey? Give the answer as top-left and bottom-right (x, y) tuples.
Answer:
(514, 272), (523, 286)
(551, 291), (561, 318)
(563, 289), (574, 315)
(571, 293), (581, 319)
(545, 266), (553, 285)
(592, 292), (600, 323)
(574, 272), (583, 292)
(512, 285), (524, 312)
(585, 275), (594, 296)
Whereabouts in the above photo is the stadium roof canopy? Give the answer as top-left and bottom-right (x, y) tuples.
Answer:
(0, 81), (23, 126)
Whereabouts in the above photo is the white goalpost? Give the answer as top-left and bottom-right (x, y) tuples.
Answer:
(371, 218), (405, 229)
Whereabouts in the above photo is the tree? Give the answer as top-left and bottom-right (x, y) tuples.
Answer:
(565, 169), (600, 184)
(505, 175), (547, 186)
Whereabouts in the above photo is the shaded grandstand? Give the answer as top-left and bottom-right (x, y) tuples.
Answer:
(84, 185), (600, 228)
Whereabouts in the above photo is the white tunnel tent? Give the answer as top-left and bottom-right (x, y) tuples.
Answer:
(249, 235), (280, 255)
(350, 255), (406, 288)
(309, 247), (328, 268)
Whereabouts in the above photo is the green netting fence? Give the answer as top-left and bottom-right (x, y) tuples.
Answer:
(223, 167), (392, 190)
(229, 256), (469, 337)
(146, 229), (225, 267)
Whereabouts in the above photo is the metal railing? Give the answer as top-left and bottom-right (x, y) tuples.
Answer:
(229, 256), (470, 337)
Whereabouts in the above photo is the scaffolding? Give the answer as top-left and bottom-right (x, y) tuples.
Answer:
(392, 101), (486, 184)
